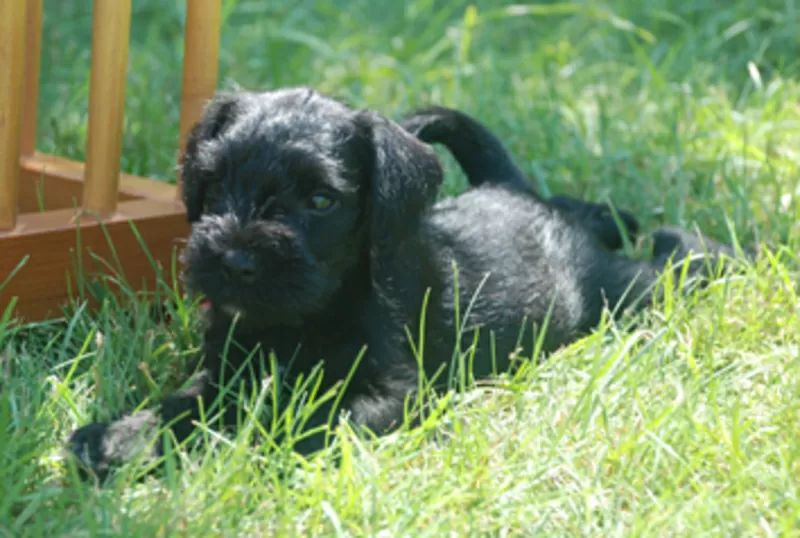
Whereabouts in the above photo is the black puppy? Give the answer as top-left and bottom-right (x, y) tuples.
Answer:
(68, 87), (739, 479)
(398, 105), (639, 251)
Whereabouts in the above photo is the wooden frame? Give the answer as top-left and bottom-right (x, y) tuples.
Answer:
(0, 0), (222, 322)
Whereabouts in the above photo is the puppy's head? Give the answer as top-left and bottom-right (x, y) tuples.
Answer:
(180, 87), (442, 326)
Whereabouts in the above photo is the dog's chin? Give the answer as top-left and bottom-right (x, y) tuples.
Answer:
(182, 261), (343, 328)
(190, 287), (314, 328)
(208, 298), (306, 327)
(202, 300), (248, 320)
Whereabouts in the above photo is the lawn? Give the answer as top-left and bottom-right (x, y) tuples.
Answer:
(2, 0), (799, 535)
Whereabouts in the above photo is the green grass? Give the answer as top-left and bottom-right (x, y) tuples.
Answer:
(2, 0), (800, 535)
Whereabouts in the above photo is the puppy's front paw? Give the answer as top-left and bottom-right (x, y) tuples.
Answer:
(67, 411), (161, 482)
(68, 422), (113, 480)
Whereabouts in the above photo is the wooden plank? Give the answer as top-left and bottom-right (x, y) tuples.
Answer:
(0, 0), (28, 229)
(82, 0), (132, 216)
(0, 199), (191, 322)
(176, 0), (222, 199)
(18, 153), (181, 213)
(21, 0), (43, 156)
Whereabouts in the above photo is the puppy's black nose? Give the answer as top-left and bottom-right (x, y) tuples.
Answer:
(222, 249), (256, 282)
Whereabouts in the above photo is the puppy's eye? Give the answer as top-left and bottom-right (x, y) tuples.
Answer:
(308, 192), (338, 213)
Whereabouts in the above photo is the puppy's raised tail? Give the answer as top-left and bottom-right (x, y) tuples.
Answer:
(399, 105), (640, 250)
(398, 105), (538, 196)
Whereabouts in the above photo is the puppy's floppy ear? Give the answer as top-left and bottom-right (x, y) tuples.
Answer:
(180, 93), (245, 222)
(355, 110), (443, 250)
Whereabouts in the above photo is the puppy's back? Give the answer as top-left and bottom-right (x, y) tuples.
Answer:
(412, 185), (607, 375)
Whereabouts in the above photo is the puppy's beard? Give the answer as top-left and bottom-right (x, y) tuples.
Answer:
(197, 297), (244, 318)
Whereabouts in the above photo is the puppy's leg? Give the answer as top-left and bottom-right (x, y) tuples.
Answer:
(68, 368), (220, 481)
(399, 106), (639, 249)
